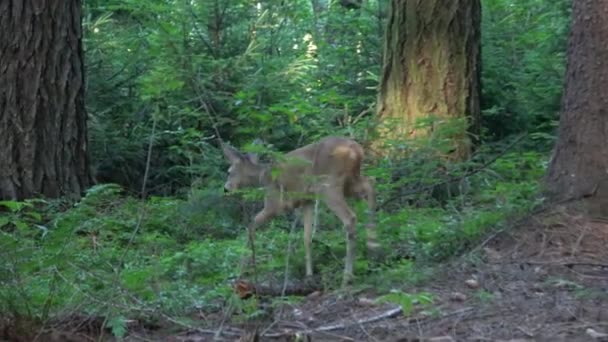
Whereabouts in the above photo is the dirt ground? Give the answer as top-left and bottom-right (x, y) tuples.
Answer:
(4, 204), (608, 341)
(179, 204), (608, 342)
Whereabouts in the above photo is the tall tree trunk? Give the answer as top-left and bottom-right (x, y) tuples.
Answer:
(0, 1), (91, 200)
(375, 0), (481, 159)
(545, 0), (608, 210)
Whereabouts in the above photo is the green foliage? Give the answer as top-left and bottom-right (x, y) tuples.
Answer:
(481, 0), (570, 145)
(107, 315), (128, 338)
(83, 0), (384, 194)
(0, 199), (46, 237)
(0, 184), (250, 325)
(376, 290), (434, 316)
(0, 0), (570, 335)
(0, 139), (548, 334)
(376, 141), (546, 263)
(82, 0), (569, 192)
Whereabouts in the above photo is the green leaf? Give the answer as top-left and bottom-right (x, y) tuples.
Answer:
(107, 315), (128, 338)
(376, 292), (414, 315)
(14, 220), (29, 232)
(376, 291), (435, 316)
(0, 200), (28, 212)
(0, 216), (10, 228)
(26, 211), (42, 221)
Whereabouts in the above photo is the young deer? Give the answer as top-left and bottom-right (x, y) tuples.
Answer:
(222, 136), (378, 285)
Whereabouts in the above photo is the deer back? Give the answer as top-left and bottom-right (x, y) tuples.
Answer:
(270, 137), (365, 196)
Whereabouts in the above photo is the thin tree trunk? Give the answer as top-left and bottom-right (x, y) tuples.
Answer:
(0, 1), (91, 200)
(545, 0), (608, 211)
(375, 0), (481, 160)
(310, 0), (328, 42)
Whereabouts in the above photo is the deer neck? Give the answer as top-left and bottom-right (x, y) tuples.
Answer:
(254, 163), (273, 187)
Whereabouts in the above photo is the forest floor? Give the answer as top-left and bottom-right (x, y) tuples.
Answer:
(8, 203), (608, 342)
(143, 203), (608, 342)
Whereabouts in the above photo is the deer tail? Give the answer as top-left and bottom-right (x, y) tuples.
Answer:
(332, 145), (357, 160)
(332, 143), (363, 174)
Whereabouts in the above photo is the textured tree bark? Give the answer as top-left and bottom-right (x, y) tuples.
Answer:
(545, 0), (608, 209)
(375, 0), (481, 159)
(0, 1), (91, 200)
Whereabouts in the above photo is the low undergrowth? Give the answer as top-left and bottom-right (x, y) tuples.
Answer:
(0, 146), (546, 339)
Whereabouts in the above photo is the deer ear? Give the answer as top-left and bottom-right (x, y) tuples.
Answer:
(221, 144), (243, 164)
(244, 138), (264, 164)
(246, 153), (259, 164)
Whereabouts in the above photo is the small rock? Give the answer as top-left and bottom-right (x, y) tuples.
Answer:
(358, 297), (375, 306)
(465, 278), (480, 289)
(449, 292), (467, 302)
(483, 247), (501, 261)
(294, 332), (312, 342)
(586, 328), (608, 339)
(306, 290), (322, 299)
(427, 336), (455, 342)
(533, 266), (547, 276)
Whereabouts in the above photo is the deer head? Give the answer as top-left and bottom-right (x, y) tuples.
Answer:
(221, 143), (264, 192)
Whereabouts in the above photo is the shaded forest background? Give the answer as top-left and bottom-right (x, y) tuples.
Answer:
(86, 0), (568, 194)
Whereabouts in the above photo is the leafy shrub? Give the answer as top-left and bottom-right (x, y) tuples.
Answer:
(481, 0), (570, 144)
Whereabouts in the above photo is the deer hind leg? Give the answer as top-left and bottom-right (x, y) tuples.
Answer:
(302, 204), (314, 277)
(359, 177), (379, 251)
(346, 177), (379, 251)
(323, 187), (357, 286)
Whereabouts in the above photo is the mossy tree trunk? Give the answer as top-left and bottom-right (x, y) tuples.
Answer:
(375, 0), (481, 159)
(545, 0), (608, 213)
(0, 1), (91, 200)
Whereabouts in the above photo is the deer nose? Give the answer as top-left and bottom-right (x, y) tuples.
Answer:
(224, 186), (230, 193)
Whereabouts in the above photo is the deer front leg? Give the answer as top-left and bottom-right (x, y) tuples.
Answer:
(324, 188), (357, 286)
(302, 204), (314, 277)
(245, 208), (277, 279)
(249, 208), (277, 248)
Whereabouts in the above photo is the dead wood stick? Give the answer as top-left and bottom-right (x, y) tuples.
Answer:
(314, 306), (403, 332)
(263, 306), (474, 338)
(186, 306), (475, 339)
(262, 306), (404, 338)
(234, 279), (323, 299)
(498, 260), (608, 268)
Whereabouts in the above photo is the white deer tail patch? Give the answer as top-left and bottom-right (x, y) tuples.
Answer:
(332, 145), (358, 160)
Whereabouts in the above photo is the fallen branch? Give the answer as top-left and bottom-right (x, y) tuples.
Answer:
(260, 306), (403, 338)
(498, 260), (608, 268)
(314, 305), (403, 332)
(233, 279), (323, 299)
(264, 306), (474, 338)
(182, 306), (476, 340)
